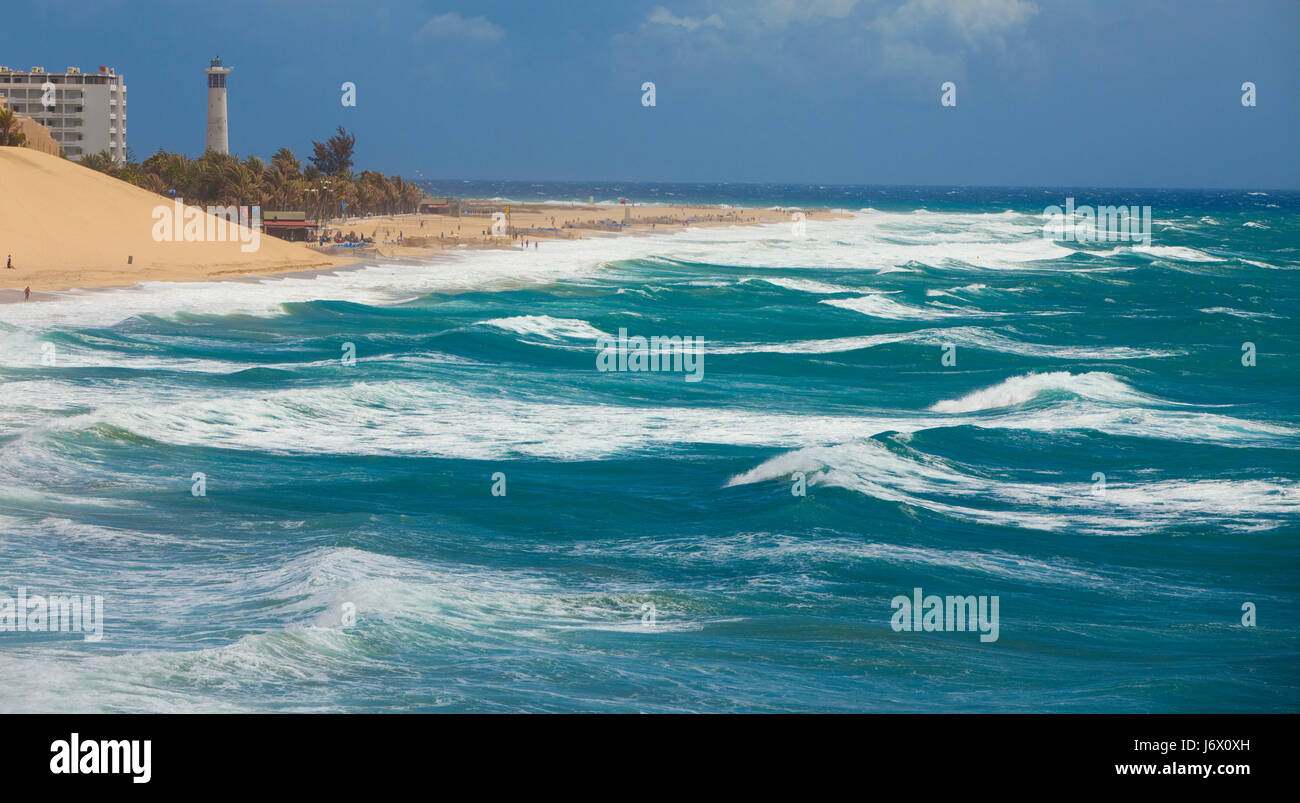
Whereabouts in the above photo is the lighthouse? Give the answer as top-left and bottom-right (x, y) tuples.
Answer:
(204, 56), (232, 154)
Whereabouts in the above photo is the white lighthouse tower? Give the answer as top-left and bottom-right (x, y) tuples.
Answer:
(204, 56), (232, 154)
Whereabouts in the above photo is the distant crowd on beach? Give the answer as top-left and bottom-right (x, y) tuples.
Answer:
(318, 231), (376, 246)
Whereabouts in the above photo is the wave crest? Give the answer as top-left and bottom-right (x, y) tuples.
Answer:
(929, 371), (1163, 413)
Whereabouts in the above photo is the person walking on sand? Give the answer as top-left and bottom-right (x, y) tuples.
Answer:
(24, 286), (31, 301)
(6, 255), (11, 269)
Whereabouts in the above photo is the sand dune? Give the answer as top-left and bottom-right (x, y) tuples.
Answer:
(0, 147), (347, 293)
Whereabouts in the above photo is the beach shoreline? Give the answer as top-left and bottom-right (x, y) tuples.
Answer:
(1, 173), (848, 297)
(320, 201), (845, 260)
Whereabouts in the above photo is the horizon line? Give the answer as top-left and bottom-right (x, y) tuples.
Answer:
(404, 177), (1300, 194)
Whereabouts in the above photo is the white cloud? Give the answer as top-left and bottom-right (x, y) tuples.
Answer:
(619, 0), (1039, 82)
(648, 6), (726, 32)
(417, 12), (505, 42)
(885, 0), (1038, 45)
(749, 0), (864, 28)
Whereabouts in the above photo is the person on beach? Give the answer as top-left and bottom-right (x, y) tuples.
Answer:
(6, 255), (11, 269)
(24, 286), (31, 301)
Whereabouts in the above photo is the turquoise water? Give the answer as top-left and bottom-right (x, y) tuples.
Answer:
(1, 186), (1297, 712)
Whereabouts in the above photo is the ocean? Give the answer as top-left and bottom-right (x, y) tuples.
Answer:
(1, 184), (1296, 712)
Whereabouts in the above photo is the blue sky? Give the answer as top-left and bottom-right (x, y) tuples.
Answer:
(5, 0), (1297, 187)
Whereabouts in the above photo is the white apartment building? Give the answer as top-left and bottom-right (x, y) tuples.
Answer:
(0, 65), (126, 162)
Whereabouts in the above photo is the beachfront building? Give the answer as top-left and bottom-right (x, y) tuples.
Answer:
(262, 211), (319, 242)
(0, 65), (126, 162)
(205, 57), (232, 155)
(418, 197), (457, 215)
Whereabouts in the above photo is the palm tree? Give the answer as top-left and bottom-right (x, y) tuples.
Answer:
(213, 160), (264, 207)
(355, 170), (393, 216)
(332, 175), (356, 220)
(395, 176), (422, 214)
(136, 173), (168, 195)
(141, 150), (193, 197)
(192, 152), (238, 202)
(0, 107), (27, 147)
(380, 175), (398, 215)
(354, 179), (379, 216)
(264, 165), (299, 210)
(78, 150), (117, 175)
(306, 175), (333, 223)
(287, 175), (306, 210)
(270, 147), (301, 179)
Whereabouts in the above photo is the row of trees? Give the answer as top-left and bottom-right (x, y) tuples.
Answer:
(75, 127), (423, 220)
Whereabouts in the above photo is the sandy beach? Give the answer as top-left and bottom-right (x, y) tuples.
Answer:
(0, 146), (844, 296)
(331, 202), (844, 262)
(0, 147), (350, 296)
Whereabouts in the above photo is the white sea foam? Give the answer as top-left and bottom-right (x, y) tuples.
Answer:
(739, 276), (869, 294)
(482, 315), (610, 340)
(726, 439), (1299, 535)
(598, 531), (1117, 588)
(925, 283), (998, 298)
(0, 543), (707, 712)
(1198, 307), (1280, 319)
(822, 295), (1004, 320)
(928, 372), (1166, 413)
(707, 327), (1174, 359)
(8, 374), (1289, 466)
(0, 326), (476, 373)
(464, 322), (1175, 360)
(1130, 245), (1225, 262)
